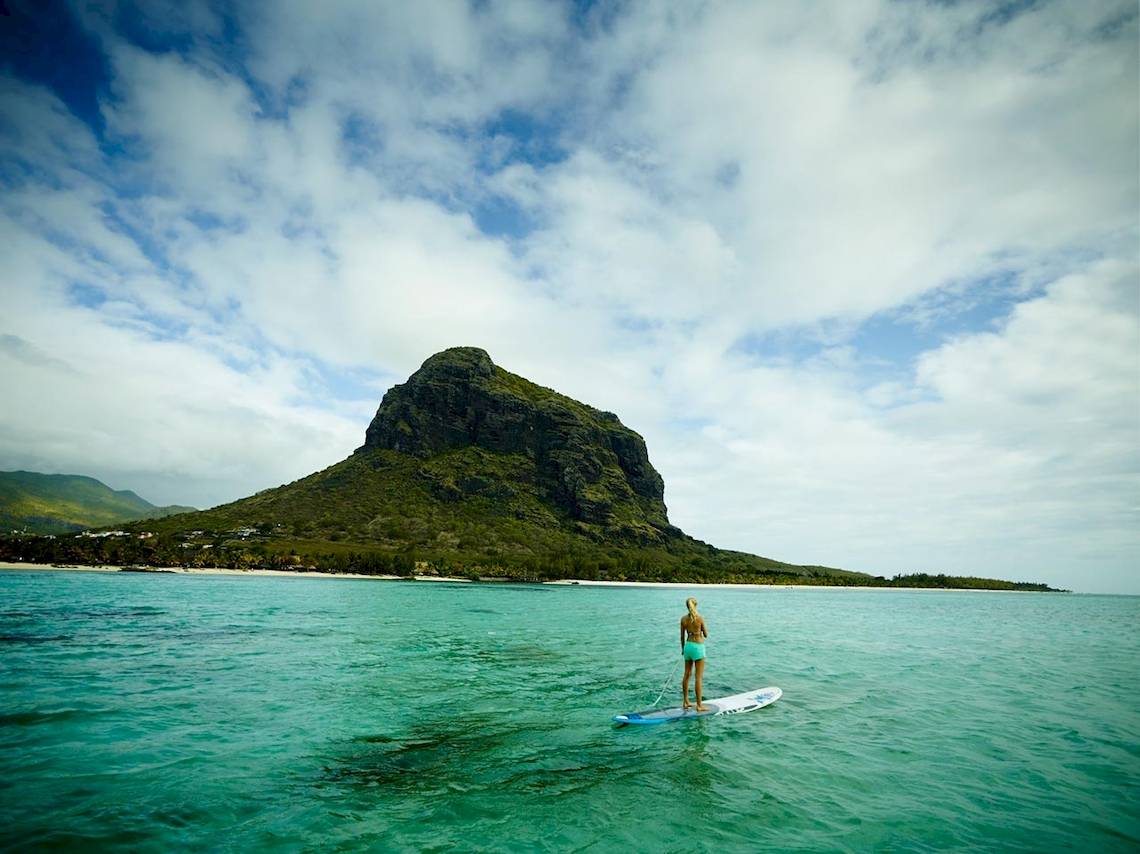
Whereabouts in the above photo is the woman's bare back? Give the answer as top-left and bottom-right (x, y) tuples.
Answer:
(682, 614), (706, 643)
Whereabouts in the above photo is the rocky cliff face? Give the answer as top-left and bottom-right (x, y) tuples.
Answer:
(359, 347), (671, 536)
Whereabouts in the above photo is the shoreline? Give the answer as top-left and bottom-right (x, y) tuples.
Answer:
(0, 561), (443, 582)
(0, 561), (1047, 592)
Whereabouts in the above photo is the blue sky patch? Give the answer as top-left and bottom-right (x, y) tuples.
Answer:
(340, 112), (384, 169)
(96, 200), (172, 270)
(302, 360), (395, 408)
(480, 109), (568, 171)
(727, 270), (1046, 392)
(113, 0), (196, 57)
(729, 328), (828, 367)
(67, 281), (107, 309)
(185, 207), (242, 234)
(472, 194), (533, 241)
(0, 0), (110, 136)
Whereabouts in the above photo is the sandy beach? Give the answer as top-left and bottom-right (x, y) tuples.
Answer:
(0, 561), (821, 588)
(0, 561), (806, 588)
(0, 561), (416, 582)
(0, 561), (1020, 591)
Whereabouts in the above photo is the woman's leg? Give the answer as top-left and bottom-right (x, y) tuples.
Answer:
(682, 659), (693, 708)
(695, 658), (707, 710)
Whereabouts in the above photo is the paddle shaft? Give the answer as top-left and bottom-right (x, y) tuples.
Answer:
(649, 656), (682, 707)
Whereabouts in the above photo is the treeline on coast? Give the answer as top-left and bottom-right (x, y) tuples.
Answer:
(0, 532), (1059, 591)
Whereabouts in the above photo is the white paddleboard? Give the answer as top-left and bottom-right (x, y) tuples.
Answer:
(614, 686), (782, 725)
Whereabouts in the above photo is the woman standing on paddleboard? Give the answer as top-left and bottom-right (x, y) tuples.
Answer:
(681, 597), (709, 711)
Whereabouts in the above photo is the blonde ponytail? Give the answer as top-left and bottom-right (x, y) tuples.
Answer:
(686, 597), (699, 622)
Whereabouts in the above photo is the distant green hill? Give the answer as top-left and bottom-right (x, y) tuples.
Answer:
(0, 471), (196, 534)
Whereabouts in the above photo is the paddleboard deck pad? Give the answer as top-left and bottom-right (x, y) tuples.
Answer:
(614, 686), (782, 725)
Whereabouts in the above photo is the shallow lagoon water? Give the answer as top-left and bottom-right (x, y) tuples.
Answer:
(1, 569), (1137, 852)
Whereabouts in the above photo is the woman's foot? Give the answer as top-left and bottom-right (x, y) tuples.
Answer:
(695, 705), (710, 712)
(682, 701), (692, 710)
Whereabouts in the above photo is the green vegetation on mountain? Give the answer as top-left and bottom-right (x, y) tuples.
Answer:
(0, 471), (196, 534)
(0, 349), (1060, 591)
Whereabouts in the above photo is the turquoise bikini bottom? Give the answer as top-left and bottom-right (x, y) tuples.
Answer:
(683, 641), (706, 661)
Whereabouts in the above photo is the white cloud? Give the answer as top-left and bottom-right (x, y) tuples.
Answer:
(543, 0), (1139, 329)
(0, 218), (361, 509)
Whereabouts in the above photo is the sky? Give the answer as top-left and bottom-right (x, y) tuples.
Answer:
(0, 0), (1137, 593)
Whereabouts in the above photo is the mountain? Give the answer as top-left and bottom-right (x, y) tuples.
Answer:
(0, 471), (196, 534)
(0, 349), (1057, 590)
(125, 347), (849, 582)
(360, 346), (672, 541)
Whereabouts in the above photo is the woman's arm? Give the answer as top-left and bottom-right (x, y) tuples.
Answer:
(680, 618), (686, 651)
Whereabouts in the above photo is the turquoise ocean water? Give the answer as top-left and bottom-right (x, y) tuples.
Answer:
(1, 569), (1137, 852)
